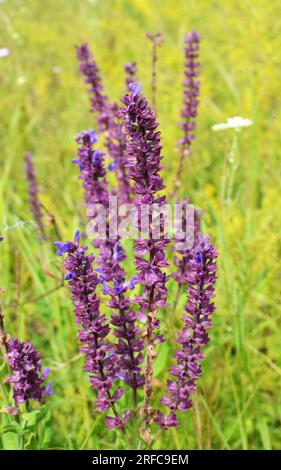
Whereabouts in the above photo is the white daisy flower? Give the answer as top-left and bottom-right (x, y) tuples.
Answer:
(212, 116), (252, 132)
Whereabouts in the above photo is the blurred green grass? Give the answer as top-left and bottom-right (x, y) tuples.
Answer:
(1, 0), (281, 450)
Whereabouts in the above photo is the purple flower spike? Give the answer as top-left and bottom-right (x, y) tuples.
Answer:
(179, 31), (200, 153)
(120, 84), (169, 327)
(24, 152), (46, 240)
(57, 231), (142, 428)
(73, 129), (143, 399)
(74, 129), (123, 280)
(120, 83), (169, 439)
(6, 338), (50, 405)
(76, 43), (131, 204)
(76, 44), (108, 130)
(56, 232), (121, 412)
(74, 129), (109, 209)
(172, 31), (200, 196)
(157, 236), (217, 428)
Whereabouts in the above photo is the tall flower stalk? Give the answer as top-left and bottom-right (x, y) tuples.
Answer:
(120, 83), (169, 443)
(156, 236), (217, 428)
(54, 231), (130, 429)
(76, 44), (131, 204)
(146, 33), (164, 114)
(24, 152), (46, 240)
(73, 129), (123, 281)
(73, 131), (144, 422)
(76, 44), (109, 132)
(172, 31), (200, 197)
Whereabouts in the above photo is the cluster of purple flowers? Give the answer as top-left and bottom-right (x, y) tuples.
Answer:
(76, 44), (131, 204)
(74, 129), (126, 292)
(172, 31), (200, 196)
(73, 129), (107, 208)
(24, 152), (46, 240)
(35, 30), (216, 438)
(71, 128), (145, 422)
(157, 236), (217, 428)
(120, 83), (168, 335)
(76, 44), (110, 132)
(120, 83), (169, 437)
(71, 31), (216, 436)
(97, 241), (144, 398)
(73, 129), (122, 279)
(55, 226), (146, 428)
(5, 338), (51, 405)
(54, 231), (130, 427)
(178, 31), (200, 154)
(0, 28), (218, 442)
(0, 239), (51, 412)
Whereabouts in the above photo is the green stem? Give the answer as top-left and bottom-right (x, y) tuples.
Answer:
(80, 418), (98, 450)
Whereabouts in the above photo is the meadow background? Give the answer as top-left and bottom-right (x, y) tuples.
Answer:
(1, 0), (281, 450)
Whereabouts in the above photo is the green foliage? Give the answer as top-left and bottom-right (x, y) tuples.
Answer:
(1, 0), (281, 450)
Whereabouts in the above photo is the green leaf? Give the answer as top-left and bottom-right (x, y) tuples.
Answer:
(1, 432), (19, 450)
(22, 405), (49, 428)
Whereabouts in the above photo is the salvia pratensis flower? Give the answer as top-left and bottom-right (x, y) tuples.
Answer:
(24, 152), (46, 240)
(73, 129), (108, 209)
(0, 310), (51, 406)
(172, 31), (200, 197)
(73, 129), (123, 278)
(120, 82), (169, 443)
(76, 44), (109, 131)
(54, 231), (129, 427)
(105, 410), (131, 430)
(156, 236), (217, 428)
(5, 339), (51, 405)
(76, 44), (131, 203)
(73, 132), (144, 407)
